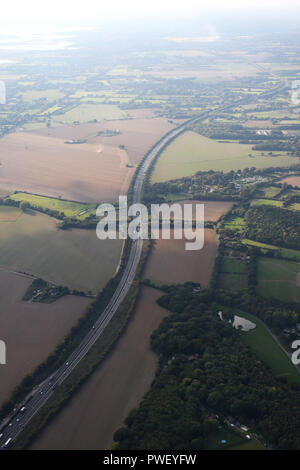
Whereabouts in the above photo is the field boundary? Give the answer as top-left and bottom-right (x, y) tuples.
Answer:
(12, 240), (152, 450)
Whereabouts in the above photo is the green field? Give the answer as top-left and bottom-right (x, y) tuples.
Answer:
(230, 440), (266, 450)
(291, 203), (300, 211)
(19, 89), (64, 102)
(223, 216), (246, 232)
(0, 207), (122, 293)
(220, 256), (248, 291)
(251, 198), (284, 208)
(7, 193), (97, 219)
(207, 426), (263, 450)
(52, 103), (127, 125)
(152, 131), (296, 182)
(236, 310), (300, 385)
(261, 186), (281, 199)
(242, 239), (300, 261)
(222, 258), (247, 274)
(257, 257), (300, 302)
(219, 273), (248, 291)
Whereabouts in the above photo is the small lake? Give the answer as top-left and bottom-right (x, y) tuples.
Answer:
(218, 311), (256, 331)
(232, 315), (256, 332)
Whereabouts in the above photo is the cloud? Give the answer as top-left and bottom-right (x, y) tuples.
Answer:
(0, 0), (299, 25)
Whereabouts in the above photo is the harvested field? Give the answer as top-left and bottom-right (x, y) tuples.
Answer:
(176, 200), (233, 221)
(0, 188), (13, 198)
(0, 269), (90, 406)
(0, 132), (134, 202)
(87, 118), (175, 165)
(51, 103), (127, 125)
(0, 206), (21, 221)
(144, 228), (217, 287)
(32, 117), (175, 166)
(278, 176), (300, 188)
(28, 122), (102, 140)
(127, 108), (159, 119)
(31, 286), (169, 450)
(0, 210), (123, 293)
(152, 131), (296, 182)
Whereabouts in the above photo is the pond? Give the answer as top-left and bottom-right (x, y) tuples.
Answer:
(232, 315), (256, 332)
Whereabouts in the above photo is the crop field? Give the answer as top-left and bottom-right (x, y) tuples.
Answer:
(291, 203), (300, 211)
(172, 200), (234, 221)
(7, 193), (97, 219)
(278, 176), (300, 187)
(222, 258), (247, 274)
(19, 89), (64, 102)
(86, 117), (175, 165)
(52, 104), (127, 125)
(0, 206), (21, 221)
(32, 116), (175, 166)
(219, 258), (248, 291)
(251, 199), (284, 208)
(257, 257), (300, 303)
(144, 228), (217, 287)
(0, 132), (134, 202)
(118, 62), (260, 81)
(23, 121), (49, 131)
(152, 131), (296, 182)
(260, 186), (281, 198)
(0, 269), (90, 406)
(0, 209), (123, 293)
(236, 310), (300, 384)
(242, 239), (300, 261)
(219, 273), (248, 291)
(224, 216), (246, 232)
(0, 188), (13, 198)
(31, 286), (170, 450)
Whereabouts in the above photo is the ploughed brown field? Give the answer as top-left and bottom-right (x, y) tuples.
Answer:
(0, 269), (90, 406)
(32, 117), (175, 166)
(144, 228), (217, 287)
(0, 132), (134, 202)
(278, 176), (300, 188)
(0, 188), (12, 198)
(143, 201), (230, 287)
(176, 200), (234, 221)
(31, 286), (169, 450)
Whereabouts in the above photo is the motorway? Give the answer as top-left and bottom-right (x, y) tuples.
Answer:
(0, 110), (212, 449)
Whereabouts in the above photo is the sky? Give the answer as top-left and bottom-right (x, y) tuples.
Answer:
(1, 0), (300, 24)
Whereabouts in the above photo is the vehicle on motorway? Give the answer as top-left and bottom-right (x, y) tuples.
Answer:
(2, 438), (12, 449)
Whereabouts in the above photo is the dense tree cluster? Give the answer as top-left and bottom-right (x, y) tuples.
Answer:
(212, 289), (300, 330)
(245, 206), (300, 249)
(114, 286), (300, 450)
